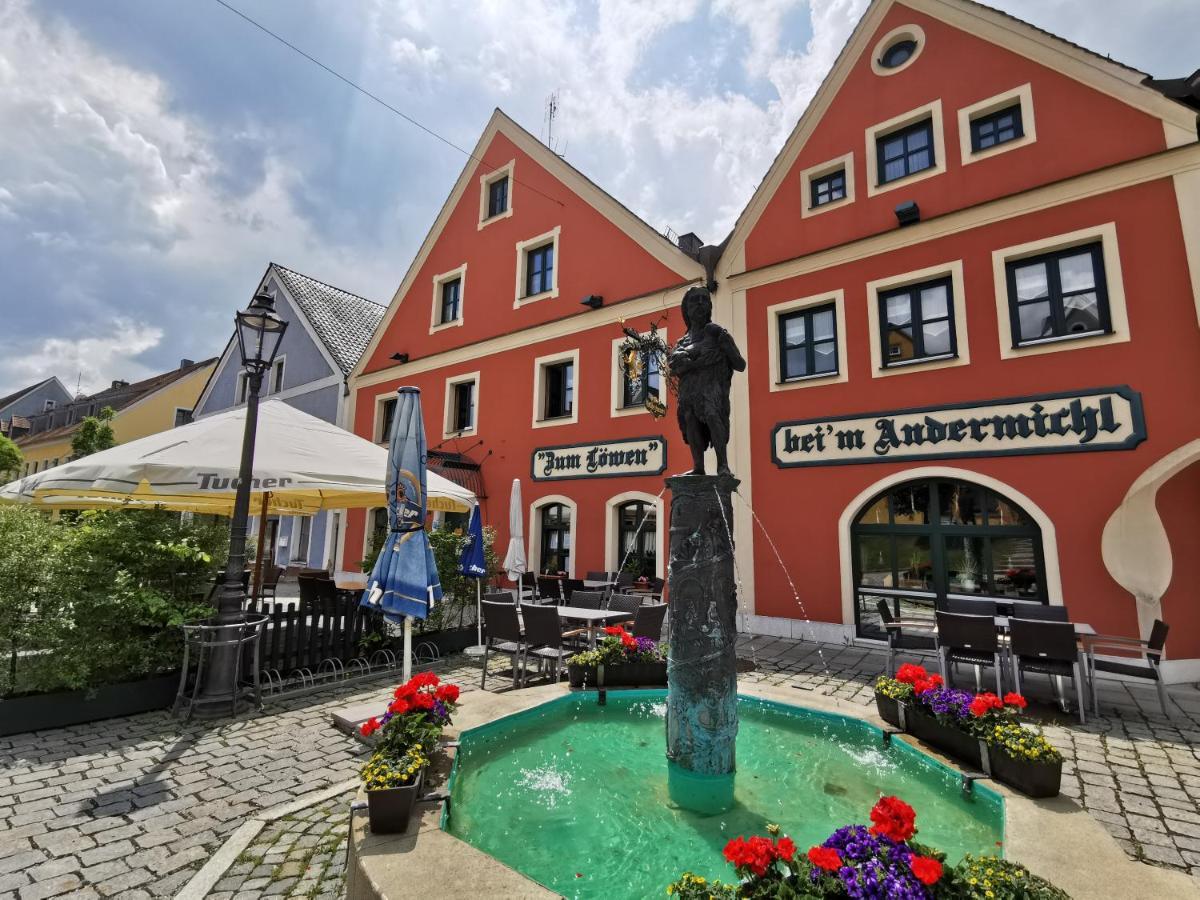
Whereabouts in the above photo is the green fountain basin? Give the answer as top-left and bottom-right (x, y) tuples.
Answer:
(444, 690), (1004, 899)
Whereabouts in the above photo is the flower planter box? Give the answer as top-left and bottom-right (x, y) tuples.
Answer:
(985, 747), (1062, 798)
(874, 692), (903, 728)
(0, 673), (179, 737)
(567, 661), (667, 688)
(366, 768), (424, 834)
(905, 704), (984, 770)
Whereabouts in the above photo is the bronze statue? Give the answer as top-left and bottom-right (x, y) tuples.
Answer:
(668, 286), (746, 476)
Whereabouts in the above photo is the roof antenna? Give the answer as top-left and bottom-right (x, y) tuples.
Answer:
(544, 91), (561, 155)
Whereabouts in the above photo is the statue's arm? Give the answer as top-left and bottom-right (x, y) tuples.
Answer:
(720, 330), (747, 372)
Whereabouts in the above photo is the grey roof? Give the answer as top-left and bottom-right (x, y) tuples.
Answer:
(0, 377), (61, 415)
(271, 264), (385, 375)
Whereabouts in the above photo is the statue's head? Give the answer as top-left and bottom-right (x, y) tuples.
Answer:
(681, 286), (712, 330)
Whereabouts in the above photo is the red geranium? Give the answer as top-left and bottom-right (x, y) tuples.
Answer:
(894, 663), (929, 686)
(604, 625), (626, 636)
(807, 846), (842, 871)
(723, 836), (776, 877)
(912, 673), (944, 695)
(359, 716), (381, 737)
(909, 855), (943, 885)
(1003, 692), (1027, 709)
(969, 692), (1004, 717)
(388, 698), (410, 716)
(869, 795), (916, 842)
(410, 671), (440, 689)
(435, 683), (460, 703)
(412, 691), (435, 710)
(775, 837), (796, 861)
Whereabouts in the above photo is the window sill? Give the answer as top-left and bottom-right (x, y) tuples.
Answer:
(514, 288), (558, 309)
(868, 162), (943, 197)
(778, 370), (841, 385)
(429, 318), (464, 335)
(478, 208), (513, 230)
(533, 413), (577, 429)
(803, 196), (853, 219)
(443, 427), (477, 440)
(1013, 329), (1110, 350)
(880, 352), (957, 370)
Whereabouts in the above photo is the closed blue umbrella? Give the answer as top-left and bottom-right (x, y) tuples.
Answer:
(362, 388), (442, 643)
(458, 504), (488, 653)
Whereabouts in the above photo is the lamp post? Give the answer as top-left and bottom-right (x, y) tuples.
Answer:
(198, 286), (287, 707)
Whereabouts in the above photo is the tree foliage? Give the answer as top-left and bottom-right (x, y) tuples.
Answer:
(426, 524), (499, 631)
(0, 432), (21, 479)
(70, 405), (117, 459)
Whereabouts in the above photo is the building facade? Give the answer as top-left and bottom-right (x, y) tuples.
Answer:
(343, 0), (1200, 680)
(193, 263), (384, 571)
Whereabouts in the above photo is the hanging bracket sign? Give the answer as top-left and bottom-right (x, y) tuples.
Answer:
(532, 436), (667, 481)
(772, 386), (1145, 468)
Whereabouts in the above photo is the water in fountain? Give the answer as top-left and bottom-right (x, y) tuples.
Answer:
(711, 484), (758, 672)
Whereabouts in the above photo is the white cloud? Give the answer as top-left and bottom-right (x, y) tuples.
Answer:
(1, 319), (164, 396)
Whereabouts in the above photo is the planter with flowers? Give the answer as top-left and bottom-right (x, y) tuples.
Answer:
(666, 795), (1068, 899)
(566, 625), (667, 688)
(357, 671), (461, 833)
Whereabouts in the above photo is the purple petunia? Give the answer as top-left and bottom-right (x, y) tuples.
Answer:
(634, 637), (657, 654)
(917, 687), (974, 719)
(810, 826), (929, 900)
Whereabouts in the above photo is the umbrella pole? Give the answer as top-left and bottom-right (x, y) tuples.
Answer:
(402, 616), (413, 682)
(476, 579), (482, 647)
(251, 491), (271, 602)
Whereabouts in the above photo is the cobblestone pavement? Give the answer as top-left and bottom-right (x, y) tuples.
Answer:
(2, 637), (1198, 898)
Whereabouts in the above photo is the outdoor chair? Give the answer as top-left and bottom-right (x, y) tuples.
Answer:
(480, 601), (526, 690)
(1009, 618), (1087, 724)
(515, 572), (538, 604)
(483, 590), (517, 606)
(1087, 619), (1172, 716)
(935, 611), (1004, 694)
(569, 590), (605, 610)
(1010, 605), (1069, 622)
(585, 570), (614, 582)
(631, 603), (668, 641)
(520, 603), (573, 684)
(616, 572), (636, 587)
(536, 576), (565, 605)
(260, 565), (285, 601)
(876, 600), (937, 677)
(563, 578), (586, 602)
(944, 597), (998, 616)
(607, 592), (643, 617)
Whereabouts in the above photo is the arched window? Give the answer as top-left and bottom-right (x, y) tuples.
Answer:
(852, 478), (1046, 638)
(616, 500), (657, 578)
(539, 503), (572, 575)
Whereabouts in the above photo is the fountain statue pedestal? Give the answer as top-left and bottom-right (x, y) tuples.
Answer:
(664, 473), (739, 814)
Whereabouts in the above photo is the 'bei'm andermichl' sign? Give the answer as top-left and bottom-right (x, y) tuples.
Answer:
(772, 387), (1145, 468)
(532, 436), (667, 480)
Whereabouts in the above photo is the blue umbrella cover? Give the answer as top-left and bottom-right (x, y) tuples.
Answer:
(458, 504), (487, 578)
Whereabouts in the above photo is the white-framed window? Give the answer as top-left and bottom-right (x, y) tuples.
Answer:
(173, 408), (193, 428)
(990, 222), (1129, 359)
(42, 399), (56, 412)
(430, 263), (467, 334)
(529, 494), (577, 577)
(865, 260), (970, 378)
(865, 100), (946, 196)
(442, 371), (480, 439)
(870, 24), (926, 77)
(514, 227), (561, 307)
(959, 84), (1036, 165)
(532, 348), (579, 428)
(767, 291), (848, 391)
(269, 356), (286, 394)
(375, 394), (398, 444)
(604, 491), (665, 579)
(610, 329), (667, 417)
(801, 153), (855, 218)
(478, 159), (515, 229)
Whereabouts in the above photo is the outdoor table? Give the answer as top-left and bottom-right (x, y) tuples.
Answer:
(557, 606), (630, 648)
(993, 617), (1096, 636)
(582, 579), (616, 589)
(334, 573), (368, 591)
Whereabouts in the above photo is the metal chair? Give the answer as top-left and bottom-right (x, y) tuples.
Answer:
(536, 576), (565, 605)
(562, 578), (586, 602)
(585, 570), (614, 582)
(1087, 620), (1172, 716)
(513, 571), (538, 604)
(569, 590), (605, 610)
(480, 601), (525, 690)
(1009, 618), (1087, 724)
(483, 590), (517, 606)
(616, 572), (636, 587)
(1011, 604), (1069, 622)
(260, 565), (285, 601)
(944, 597), (998, 616)
(631, 603), (668, 641)
(520, 603), (573, 684)
(935, 611), (1003, 694)
(607, 593), (643, 616)
(876, 600), (937, 677)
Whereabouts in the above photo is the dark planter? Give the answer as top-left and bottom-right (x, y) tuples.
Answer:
(412, 627), (476, 657)
(0, 673), (179, 737)
(567, 661), (667, 688)
(366, 768), (424, 834)
(986, 746), (1062, 798)
(874, 692), (902, 728)
(905, 704), (984, 770)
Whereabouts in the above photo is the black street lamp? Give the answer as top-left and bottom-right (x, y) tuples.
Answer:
(197, 286), (287, 708)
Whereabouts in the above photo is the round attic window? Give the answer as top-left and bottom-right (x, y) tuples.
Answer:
(871, 25), (925, 76)
(881, 39), (917, 68)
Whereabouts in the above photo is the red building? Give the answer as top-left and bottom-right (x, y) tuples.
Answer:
(345, 0), (1200, 681)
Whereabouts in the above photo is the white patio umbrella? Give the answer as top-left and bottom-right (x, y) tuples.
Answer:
(501, 478), (528, 586)
(0, 399), (474, 515)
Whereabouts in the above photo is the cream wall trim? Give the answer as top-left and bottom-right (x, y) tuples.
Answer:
(354, 281), (696, 390)
(990, 222), (1128, 359)
(800, 152), (855, 218)
(609, 329), (667, 417)
(729, 143), (1200, 292)
(1173, 167), (1200, 328)
(442, 370), (480, 439)
(603, 491), (666, 579)
(865, 260), (970, 377)
(529, 494), (577, 578)
(429, 264), (467, 334)
(870, 23), (926, 77)
(514, 227), (561, 308)
(531, 347), (579, 428)
(353, 110), (704, 381)
(267, 355), (287, 395)
(727, 270), (757, 622)
(865, 99), (946, 197)
(766, 290), (848, 390)
(1101, 439), (1200, 641)
(837, 466), (1064, 631)
(477, 159), (515, 229)
(372, 392), (395, 443)
(958, 83), (1037, 165)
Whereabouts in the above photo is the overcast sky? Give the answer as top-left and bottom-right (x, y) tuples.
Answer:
(0, 0), (1195, 397)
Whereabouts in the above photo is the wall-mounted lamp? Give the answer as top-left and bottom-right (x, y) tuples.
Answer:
(894, 201), (920, 227)
(580, 294), (604, 309)
(390, 352), (409, 363)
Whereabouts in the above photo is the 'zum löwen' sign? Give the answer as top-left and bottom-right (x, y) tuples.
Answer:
(772, 387), (1145, 468)
(532, 437), (667, 481)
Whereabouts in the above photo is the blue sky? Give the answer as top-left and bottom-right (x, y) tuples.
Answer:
(0, 0), (1196, 396)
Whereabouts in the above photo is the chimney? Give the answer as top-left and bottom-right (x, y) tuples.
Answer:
(179, 358), (194, 368)
(676, 232), (703, 259)
(111, 380), (129, 390)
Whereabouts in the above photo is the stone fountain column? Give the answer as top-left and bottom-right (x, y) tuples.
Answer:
(665, 472), (739, 814)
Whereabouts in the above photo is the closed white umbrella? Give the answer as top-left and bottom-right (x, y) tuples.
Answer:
(0, 399), (474, 515)
(502, 478), (527, 583)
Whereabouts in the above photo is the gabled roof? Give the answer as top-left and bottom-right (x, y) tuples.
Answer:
(270, 264), (385, 375)
(0, 377), (66, 416)
(717, 0), (1199, 277)
(352, 108), (706, 380)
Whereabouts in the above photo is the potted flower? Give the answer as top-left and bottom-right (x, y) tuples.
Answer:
(966, 693), (1062, 798)
(360, 746), (428, 834)
(361, 671), (461, 759)
(874, 663), (941, 728)
(908, 684), (985, 769)
(567, 625), (667, 688)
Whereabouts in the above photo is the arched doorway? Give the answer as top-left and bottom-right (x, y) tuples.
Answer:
(852, 477), (1047, 639)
